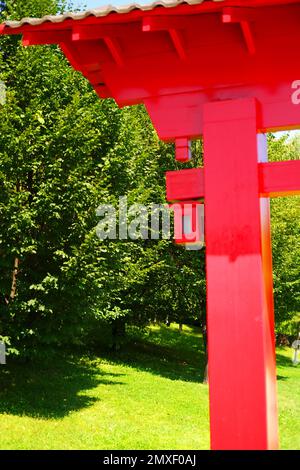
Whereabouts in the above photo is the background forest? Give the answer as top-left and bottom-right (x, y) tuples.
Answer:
(0, 0), (299, 358)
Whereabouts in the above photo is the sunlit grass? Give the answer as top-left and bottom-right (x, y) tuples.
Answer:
(276, 346), (300, 449)
(0, 323), (298, 449)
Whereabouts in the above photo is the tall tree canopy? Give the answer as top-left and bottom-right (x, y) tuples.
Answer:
(0, 0), (298, 356)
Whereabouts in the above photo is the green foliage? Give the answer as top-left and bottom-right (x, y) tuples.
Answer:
(0, 0), (205, 355)
(0, 0), (298, 356)
(268, 135), (300, 335)
(2, 0), (76, 19)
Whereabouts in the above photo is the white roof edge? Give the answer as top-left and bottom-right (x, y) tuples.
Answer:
(2, 1), (222, 29)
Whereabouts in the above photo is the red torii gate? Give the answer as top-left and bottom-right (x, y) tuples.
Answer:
(1, 0), (300, 450)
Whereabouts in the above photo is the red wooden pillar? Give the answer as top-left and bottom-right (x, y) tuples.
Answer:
(203, 98), (279, 450)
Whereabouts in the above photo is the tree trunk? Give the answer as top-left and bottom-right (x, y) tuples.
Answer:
(6, 181), (21, 305)
(203, 362), (209, 384)
(179, 322), (183, 332)
(9, 257), (19, 302)
(202, 322), (208, 384)
(111, 318), (126, 352)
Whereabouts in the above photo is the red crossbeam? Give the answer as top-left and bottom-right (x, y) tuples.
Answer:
(259, 160), (300, 197)
(166, 159), (300, 202)
(166, 168), (204, 201)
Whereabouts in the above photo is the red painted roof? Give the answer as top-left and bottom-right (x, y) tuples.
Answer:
(1, 0), (300, 140)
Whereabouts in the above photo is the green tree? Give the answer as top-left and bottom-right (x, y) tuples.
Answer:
(0, 0), (206, 356)
(268, 134), (300, 337)
(0, 0), (124, 354)
(3, 0), (298, 359)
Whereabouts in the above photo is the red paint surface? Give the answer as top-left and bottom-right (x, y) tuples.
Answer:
(166, 168), (205, 201)
(3, 2), (300, 139)
(259, 160), (300, 197)
(203, 99), (278, 450)
(166, 160), (300, 201)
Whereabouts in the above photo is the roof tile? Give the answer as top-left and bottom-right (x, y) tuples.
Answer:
(2, 1), (222, 29)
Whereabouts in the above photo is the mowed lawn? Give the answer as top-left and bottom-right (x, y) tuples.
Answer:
(0, 324), (298, 450)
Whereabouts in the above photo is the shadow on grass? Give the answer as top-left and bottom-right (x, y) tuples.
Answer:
(276, 351), (293, 368)
(277, 375), (288, 381)
(95, 324), (207, 384)
(0, 325), (206, 420)
(276, 350), (295, 380)
(0, 355), (124, 419)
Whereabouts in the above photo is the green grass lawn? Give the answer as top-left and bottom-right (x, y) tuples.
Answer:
(0, 323), (298, 450)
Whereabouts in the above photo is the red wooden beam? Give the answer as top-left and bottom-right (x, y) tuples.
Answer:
(222, 7), (256, 55)
(166, 160), (300, 202)
(175, 138), (191, 162)
(4, 4), (300, 136)
(204, 99), (278, 450)
(72, 23), (131, 41)
(168, 28), (186, 61)
(240, 21), (256, 55)
(142, 15), (185, 32)
(144, 82), (300, 141)
(94, 83), (112, 99)
(22, 30), (71, 46)
(259, 160), (300, 197)
(103, 36), (124, 67)
(60, 40), (105, 72)
(142, 16), (187, 61)
(68, 25), (125, 68)
(166, 168), (204, 202)
(222, 7), (258, 23)
(199, 154), (300, 200)
(60, 41), (82, 71)
(85, 70), (104, 86)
